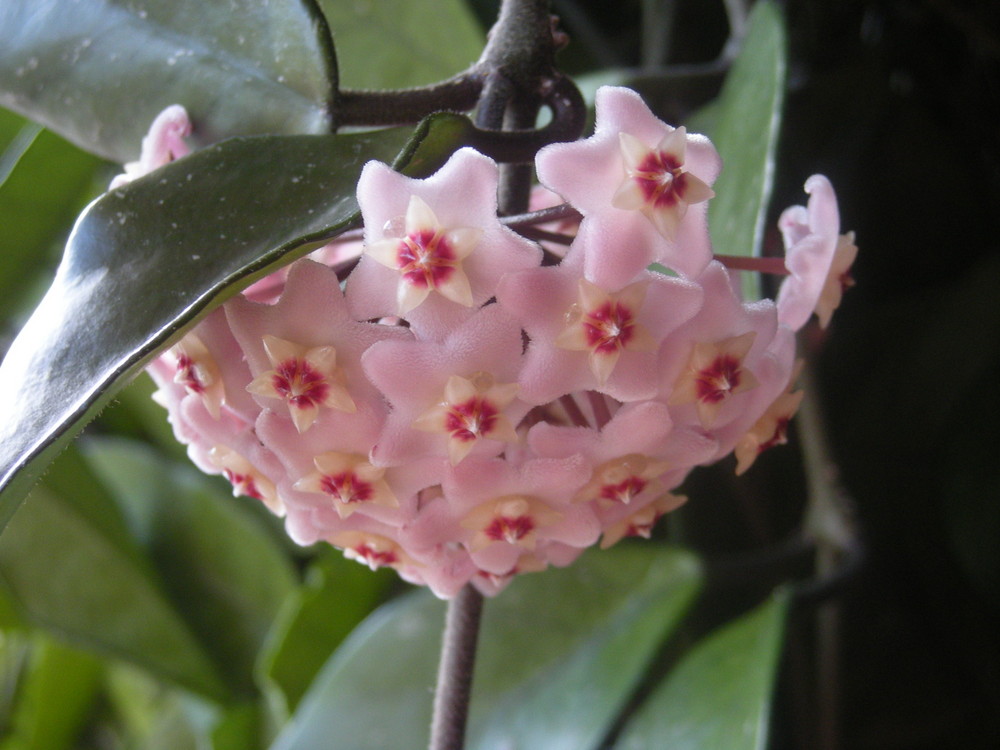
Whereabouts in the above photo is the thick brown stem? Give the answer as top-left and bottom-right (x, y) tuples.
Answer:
(428, 585), (485, 750)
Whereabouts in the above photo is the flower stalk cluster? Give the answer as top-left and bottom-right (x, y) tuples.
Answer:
(131, 87), (855, 598)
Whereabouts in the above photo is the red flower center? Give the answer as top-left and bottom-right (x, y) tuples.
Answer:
(175, 354), (206, 394)
(352, 544), (398, 568)
(319, 472), (374, 505)
(484, 514), (535, 544)
(633, 150), (687, 208)
(760, 417), (791, 453)
(444, 397), (499, 442)
(599, 476), (647, 504)
(694, 355), (744, 404)
(582, 301), (636, 354)
(224, 469), (264, 501)
(272, 358), (330, 409)
(397, 229), (456, 288)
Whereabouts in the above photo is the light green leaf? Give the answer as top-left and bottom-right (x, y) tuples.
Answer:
(0, 0), (336, 161)
(0, 113), (472, 533)
(614, 590), (791, 750)
(258, 549), (393, 717)
(0, 635), (102, 750)
(0, 127), (106, 323)
(105, 664), (203, 750)
(319, 0), (484, 89)
(687, 0), (786, 300)
(270, 546), (702, 750)
(81, 437), (297, 696)
(0, 449), (228, 700)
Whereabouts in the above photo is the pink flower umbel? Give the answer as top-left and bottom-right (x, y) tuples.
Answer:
(144, 85), (854, 598)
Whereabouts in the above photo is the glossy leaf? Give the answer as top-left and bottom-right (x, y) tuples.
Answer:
(258, 549), (394, 716)
(0, 114), (472, 533)
(270, 546), (702, 750)
(0, 636), (102, 750)
(319, 0), (484, 89)
(0, 0), (336, 161)
(0, 448), (228, 700)
(614, 590), (791, 750)
(0, 127), (105, 322)
(687, 0), (786, 300)
(81, 437), (297, 696)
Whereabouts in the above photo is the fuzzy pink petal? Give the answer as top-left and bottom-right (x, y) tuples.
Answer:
(776, 175), (841, 330)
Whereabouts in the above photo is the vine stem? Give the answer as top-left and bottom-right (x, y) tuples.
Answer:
(425, 2), (564, 747)
(429, 585), (486, 750)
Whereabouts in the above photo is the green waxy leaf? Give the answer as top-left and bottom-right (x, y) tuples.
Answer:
(319, 0), (484, 89)
(0, 447), (228, 700)
(614, 590), (791, 750)
(270, 546), (702, 750)
(0, 114), (472, 533)
(688, 0), (786, 300)
(0, 0), (337, 161)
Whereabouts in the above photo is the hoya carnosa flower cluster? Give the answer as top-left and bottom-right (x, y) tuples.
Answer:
(139, 87), (855, 598)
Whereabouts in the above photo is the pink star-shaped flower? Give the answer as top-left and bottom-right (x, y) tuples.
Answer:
(535, 86), (721, 285)
(346, 147), (541, 339)
(734, 360), (805, 475)
(659, 262), (779, 431)
(438, 455), (600, 575)
(497, 249), (702, 404)
(775, 175), (853, 330)
(362, 303), (530, 468)
(226, 258), (410, 441)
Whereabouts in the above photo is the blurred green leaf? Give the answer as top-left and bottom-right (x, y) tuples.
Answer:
(688, 0), (786, 300)
(0, 0), (336, 161)
(0, 635), (102, 750)
(270, 546), (702, 750)
(319, 0), (483, 89)
(0, 113), (473, 534)
(81, 437), (297, 696)
(258, 549), (394, 717)
(93, 374), (190, 460)
(0, 127), (105, 323)
(0, 447), (228, 700)
(210, 703), (260, 750)
(614, 590), (790, 750)
(105, 664), (203, 750)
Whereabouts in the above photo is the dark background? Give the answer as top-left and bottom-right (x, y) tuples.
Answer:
(471, 1), (1000, 747)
